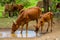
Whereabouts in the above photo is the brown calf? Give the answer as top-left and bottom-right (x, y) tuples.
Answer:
(11, 7), (42, 34)
(34, 12), (53, 33)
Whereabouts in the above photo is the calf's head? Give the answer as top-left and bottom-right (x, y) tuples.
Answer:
(33, 25), (39, 33)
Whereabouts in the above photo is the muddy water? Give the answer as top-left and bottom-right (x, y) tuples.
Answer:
(0, 30), (38, 38)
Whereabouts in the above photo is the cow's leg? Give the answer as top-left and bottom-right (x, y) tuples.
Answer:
(51, 18), (53, 32)
(10, 11), (13, 17)
(25, 16), (29, 37)
(36, 19), (38, 24)
(21, 25), (24, 34)
(46, 21), (50, 32)
(26, 23), (28, 33)
(9, 12), (11, 17)
(9, 11), (13, 17)
(26, 23), (28, 37)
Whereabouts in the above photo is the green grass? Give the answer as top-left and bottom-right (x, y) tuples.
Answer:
(0, 6), (4, 17)
(0, 17), (17, 28)
(0, 6), (4, 11)
(0, 11), (2, 17)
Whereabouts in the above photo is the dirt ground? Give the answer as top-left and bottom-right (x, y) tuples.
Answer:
(0, 18), (60, 40)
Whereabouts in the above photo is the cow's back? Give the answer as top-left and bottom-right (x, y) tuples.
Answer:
(16, 7), (42, 25)
(23, 7), (42, 20)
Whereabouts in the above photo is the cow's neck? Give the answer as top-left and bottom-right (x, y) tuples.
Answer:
(16, 20), (21, 27)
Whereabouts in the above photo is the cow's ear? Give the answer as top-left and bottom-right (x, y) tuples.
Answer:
(13, 20), (16, 24)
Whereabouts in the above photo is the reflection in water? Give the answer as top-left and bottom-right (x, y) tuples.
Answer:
(26, 32), (28, 38)
(0, 30), (37, 38)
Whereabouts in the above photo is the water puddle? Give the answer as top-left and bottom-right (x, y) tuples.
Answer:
(0, 30), (40, 38)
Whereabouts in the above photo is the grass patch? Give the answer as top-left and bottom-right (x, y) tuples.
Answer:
(0, 12), (2, 17)
(0, 6), (4, 11)
(0, 17), (17, 28)
(0, 6), (4, 17)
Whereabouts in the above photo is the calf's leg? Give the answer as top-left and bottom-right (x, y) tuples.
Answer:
(46, 21), (50, 32)
(41, 25), (43, 33)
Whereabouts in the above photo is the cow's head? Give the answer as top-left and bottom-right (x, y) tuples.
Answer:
(18, 4), (24, 11)
(11, 20), (18, 34)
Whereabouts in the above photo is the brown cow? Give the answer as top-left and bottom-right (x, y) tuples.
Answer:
(11, 7), (42, 34)
(34, 12), (53, 33)
(3, 3), (24, 17)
